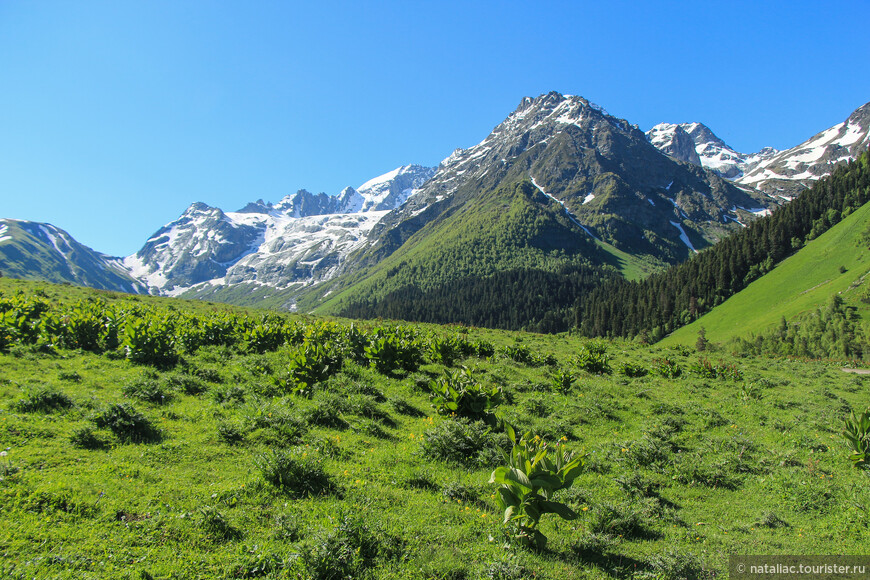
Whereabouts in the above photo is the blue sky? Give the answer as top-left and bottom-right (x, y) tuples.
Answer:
(1, 0), (868, 256)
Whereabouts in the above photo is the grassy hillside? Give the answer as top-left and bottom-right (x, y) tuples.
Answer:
(2, 278), (870, 579)
(663, 199), (870, 348)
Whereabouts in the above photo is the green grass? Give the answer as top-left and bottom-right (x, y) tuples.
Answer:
(663, 200), (870, 347)
(2, 278), (870, 579)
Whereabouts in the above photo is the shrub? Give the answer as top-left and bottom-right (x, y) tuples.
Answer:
(573, 341), (611, 374)
(93, 403), (162, 443)
(365, 327), (423, 374)
(427, 334), (463, 366)
(199, 505), (242, 542)
(162, 372), (209, 395)
(618, 361), (647, 377)
(11, 387), (75, 413)
(211, 385), (246, 406)
(256, 447), (335, 497)
(651, 357), (682, 379)
(123, 376), (173, 405)
(421, 418), (507, 467)
(303, 514), (403, 580)
(489, 427), (584, 550)
(551, 368), (574, 394)
(279, 342), (343, 396)
(69, 425), (108, 450)
(587, 501), (658, 539)
(123, 315), (178, 368)
(217, 422), (245, 445)
(429, 367), (502, 421)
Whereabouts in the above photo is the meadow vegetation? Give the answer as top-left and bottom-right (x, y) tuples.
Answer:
(1, 277), (869, 579)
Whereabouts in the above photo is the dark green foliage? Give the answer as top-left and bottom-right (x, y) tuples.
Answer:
(364, 327), (423, 374)
(617, 361), (647, 377)
(302, 514), (403, 580)
(429, 367), (503, 421)
(689, 357), (742, 381)
(217, 422), (245, 445)
(550, 368), (575, 394)
(198, 505), (242, 542)
(421, 418), (507, 467)
(577, 152), (870, 340)
(572, 341), (611, 374)
(651, 357), (682, 379)
(123, 376), (173, 405)
(124, 316), (178, 368)
(588, 501), (659, 539)
(256, 447), (335, 497)
(498, 344), (554, 367)
(211, 385), (246, 405)
(734, 295), (869, 360)
(93, 403), (162, 443)
(278, 342), (343, 396)
(69, 425), (108, 450)
(11, 387), (75, 413)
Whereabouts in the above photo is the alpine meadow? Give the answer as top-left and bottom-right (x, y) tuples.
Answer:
(2, 8), (870, 576)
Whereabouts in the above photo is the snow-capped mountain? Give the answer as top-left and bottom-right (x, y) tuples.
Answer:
(646, 122), (778, 180)
(736, 102), (870, 196)
(124, 165), (435, 295)
(366, 92), (772, 266)
(647, 101), (870, 197)
(0, 219), (146, 293)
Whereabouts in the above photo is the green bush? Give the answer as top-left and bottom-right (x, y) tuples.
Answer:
(364, 327), (423, 374)
(617, 361), (647, 377)
(279, 342), (343, 396)
(421, 418), (507, 467)
(93, 403), (162, 443)
(651, 357), (682, 379)
(11, 387), (75, 413)
(302, 514), (403, 580)
(69, 425), (108, 450)
(123, 376), (173, 405)
(429, 367), (503, 421)
(124, 315), (178, 368)
(256, 447), (335, 497)
(198, 505), (242, 542)
(572, 341), (611, 374)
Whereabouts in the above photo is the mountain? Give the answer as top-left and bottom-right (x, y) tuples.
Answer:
(736, 101), (870, 196)
(648, 101), (870, 197)
(306, 92), (775, 322)
(124, 165), (435, 297)
(0, 219), (146, 293)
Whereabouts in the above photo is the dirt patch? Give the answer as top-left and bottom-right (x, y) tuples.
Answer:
(842, 368), (870, 375)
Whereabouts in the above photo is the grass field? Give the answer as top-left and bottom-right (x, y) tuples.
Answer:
(1, 278), (869, 579)
(663, 201), (870, 348)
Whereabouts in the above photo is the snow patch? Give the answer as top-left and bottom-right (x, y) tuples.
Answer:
(530, 175), (599, 240)
(670, 221), (698, 253)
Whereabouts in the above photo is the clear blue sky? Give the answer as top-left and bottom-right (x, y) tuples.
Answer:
(1, 0), (868, 257)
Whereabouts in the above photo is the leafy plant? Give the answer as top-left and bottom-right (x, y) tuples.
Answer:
(651, 357), (682, 379)
(844, 407), (870, 470)
(429, 367), (502, 421)
(279, 341), (343, 396)
(617, 361), (647, 377)
(364, 327), (423, 374)
(123, 315), (178, 368)
(551, 368), (574, 394)
(489, 426), (584, 550)
(572, 341), (611, 374)
(420, 417), (507, 467)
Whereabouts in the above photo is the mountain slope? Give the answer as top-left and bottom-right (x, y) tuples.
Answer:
(0, 219), (146, 293)
(661, 193), (870, 348)
(574, 151), (870, 341)
(300, 93), (776, 326)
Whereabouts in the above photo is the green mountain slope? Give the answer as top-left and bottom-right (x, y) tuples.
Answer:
(663, 197), (870, 347)
(0, 219), (145, 293)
